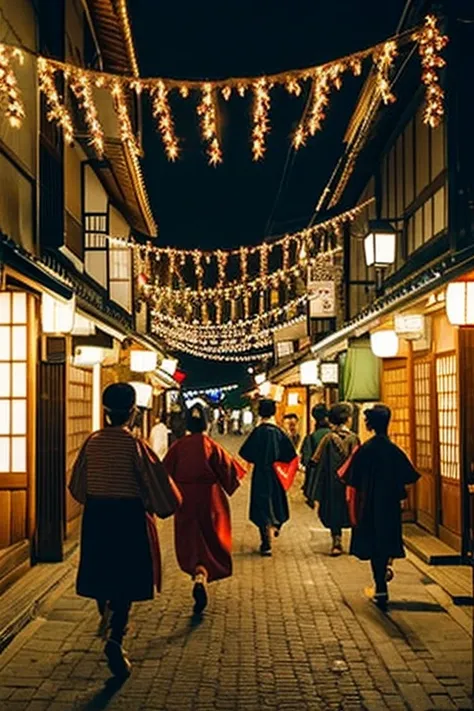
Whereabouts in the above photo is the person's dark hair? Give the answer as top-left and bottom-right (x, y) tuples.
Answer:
(364, 404), (391, 435)
(102, 383), (136, 427)
(258, 399), (276, 419)
(186, 403), (208, 434)
(311, 404), (329, 425)
(328, 402), (353, 426)
(283, 413), (298, 421)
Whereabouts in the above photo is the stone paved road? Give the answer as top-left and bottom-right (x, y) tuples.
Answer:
(0, 435), (472, 711)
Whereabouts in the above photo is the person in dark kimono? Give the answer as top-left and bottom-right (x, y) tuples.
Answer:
(239, 399), (297, 556)
(164, 404), (244, 616)
(69, 383), (181, 679)
(305, 402), (359, 556)
(340, 404), (420, 611)
(301, 404), (331, 504)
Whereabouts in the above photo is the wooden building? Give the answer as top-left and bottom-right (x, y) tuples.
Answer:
(0, 0), (175, 592)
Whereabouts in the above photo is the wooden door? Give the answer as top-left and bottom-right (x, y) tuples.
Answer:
(413, 356), (437, 533)
(382, 360), (415, 519)
(435, 353), (461, 550)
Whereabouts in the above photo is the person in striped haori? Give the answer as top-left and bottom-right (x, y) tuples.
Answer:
(69, 383), (181, 680)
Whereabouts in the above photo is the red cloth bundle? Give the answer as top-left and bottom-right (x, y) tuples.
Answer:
(273, 456), (300, 492)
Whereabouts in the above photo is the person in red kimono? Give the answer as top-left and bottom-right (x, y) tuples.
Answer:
(164, 403), (244, 616)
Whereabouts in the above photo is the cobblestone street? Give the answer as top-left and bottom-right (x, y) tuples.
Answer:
(0, 436), (472, 711)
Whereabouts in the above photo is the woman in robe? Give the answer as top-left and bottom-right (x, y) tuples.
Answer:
(239, 399), (297, 556)
(305, 402), (359, 556)
(164, 403), (245, 615)
(340, 404), (420, 611)
(301, 404), (331, 504)
(69, 383), (181, 679)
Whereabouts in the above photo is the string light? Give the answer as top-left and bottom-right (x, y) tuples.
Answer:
(111, 80), (140, 156)
(197, 83), (222, 166)
(0, 44), (25, 128)
(293, 64), (344, 149)
(252, 78), (271, 161)
(413, 15), (448, 129)
(151, 80), (179, 161)
(37, 57), (74, 144)
(373, 41), (398, 105)
(70, 70), (104, 156)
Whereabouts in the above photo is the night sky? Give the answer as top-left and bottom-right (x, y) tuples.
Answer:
(128, 0), (407, 387)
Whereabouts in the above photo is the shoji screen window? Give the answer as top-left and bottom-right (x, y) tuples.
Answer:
(109, 241), (132, 313)
(0, 293), (28, 474)
(436, 354), (459, 480)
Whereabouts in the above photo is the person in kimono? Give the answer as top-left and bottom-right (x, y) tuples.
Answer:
(340, 404), (420, 611)
(301, 404), (331, 504)
(164, 403), (244, 616)
(149, 413), (169, 460)
(305, 402), (359, 556)
(69, 383), (181, 680)
(239, 399), (297, 556)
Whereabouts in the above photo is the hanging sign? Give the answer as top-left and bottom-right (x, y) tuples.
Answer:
(308, 281), (336, 318)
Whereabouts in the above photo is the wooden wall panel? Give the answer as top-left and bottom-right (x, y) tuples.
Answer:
(0, 492), (11, 549)
(11, 491), (26, 543)
(66, 365), (92, 526)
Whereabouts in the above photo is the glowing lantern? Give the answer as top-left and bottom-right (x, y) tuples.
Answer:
(42, 293), (75, 334)
(287, 392), (299, 406)
(446, 282), (474, 326)
(364, 221), (396, 268)
(129, 381), (153, 408)
(130, 350), (157, 372)
(370, 330), (399, 358)
(255, 373), (266, 385)
(160, 357), (178, 375)
(320, 362), (339, 385)
(73, 346), (104, 366)
(299, 360), (319, 385)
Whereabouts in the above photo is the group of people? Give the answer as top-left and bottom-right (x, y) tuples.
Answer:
(70, 384), (419, 681)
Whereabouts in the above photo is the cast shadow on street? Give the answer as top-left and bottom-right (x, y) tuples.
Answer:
(387, 600), (445, 613)
(78, 676), (125, 711)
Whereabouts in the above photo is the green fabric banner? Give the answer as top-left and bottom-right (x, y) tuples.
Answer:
(342, 339), (380, 401)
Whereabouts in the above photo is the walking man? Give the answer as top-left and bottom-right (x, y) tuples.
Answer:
(340, 404), (420, 610)
(239, 399), (297, 556)
(301, 404), (331, 502)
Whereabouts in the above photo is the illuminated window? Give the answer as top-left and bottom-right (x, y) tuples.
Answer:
(436, 354), (459, 480)
(0, 293), (28, 474)
(66, 365), (93, 523)
(383, 364), (410, 455)
(109, 242), (132, 312)
(414, 359), (432, 471)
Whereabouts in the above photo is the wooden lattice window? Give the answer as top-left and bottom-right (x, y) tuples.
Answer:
(436, 354), (459, 480)
(66, 365), (92, 521)
(383, 364), (410, 454)
(414, 359), (432, 471)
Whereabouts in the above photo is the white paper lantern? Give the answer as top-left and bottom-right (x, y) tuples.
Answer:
(259, 380), (271, 397)
(320, 362), (339, 385)
(287, 392), (299, 406)
(255, 373), (266, 385)
(364, 221), (396, 267)
(299, 360), (319, 385)
(160, 357), (178, 375)
(42, 293), (75, 334)
(370, 330), (399, 358)
(446, 282), (474, 325)
(130, 350), (158, 372)
(73, 346), (104, 366)
(129, 381), (153, 408)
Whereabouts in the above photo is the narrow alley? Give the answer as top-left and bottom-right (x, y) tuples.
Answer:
(0, 437), (471, 711)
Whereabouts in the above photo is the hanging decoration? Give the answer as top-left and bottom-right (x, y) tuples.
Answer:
(413, 14), (448, 129)
(37, 57), (74, 145)
(0, 44), (25, 129)
(0, 17), (447, 162)
(151, 80), (179, 161)
(69, 70), (105, 157)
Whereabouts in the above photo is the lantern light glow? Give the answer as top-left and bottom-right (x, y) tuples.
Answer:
(370, 330), (399, 358)
(130, 350), (158, 372)
(129, 381), (153, 408)
(42, 293), (75, 334)
(364, 221), (396, 268)
(446, 282), (474, 326)
(299, 359), (320, 385)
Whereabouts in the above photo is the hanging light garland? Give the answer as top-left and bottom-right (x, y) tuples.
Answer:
(37, 57), (74, 144)
(159, 337), (272, 362)
(413, 15), (448, 128)
(69, 69), (105, 156)
(197, 83), (222, 166)
(0, 18), (445, 163)
(151, 80), (179, 161)
(0, 44), (25, 129)
(373, 41), (398, 105)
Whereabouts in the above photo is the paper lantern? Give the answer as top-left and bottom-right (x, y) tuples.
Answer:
(130, 350), (157, 372)
(259, 380), (271, 397)
(370, 330), (399, 358)
(73, 346), (104, 366)
(299, 360), (319, 385)
(287, 392), (299, 406)
(364, 221), (396, 268)
(160, 357), (178, 375)
(446, 282), (474, 326)
(42, 293), (75, 334)
(129, 381), (153, 408)
(320, 362), (339, 385)
(255, 373), (266, 385)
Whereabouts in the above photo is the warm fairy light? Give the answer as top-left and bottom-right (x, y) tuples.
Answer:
(414, 15), (448, 128)
(179, 85), (190, 98)
(221, 86), (232, 101)
(373, 41), (398, 105)
(111, 80), (140, 156)
(285, 77), (302, 96)
(151, 80), (179, 161)
(0, 44), (25, 129)
(37, 57), (74, 144)
(252, 78), (271, 161)
(293, 64), (344, 149)
(70, 70), (104, 156)
(197, 83), (222, 166)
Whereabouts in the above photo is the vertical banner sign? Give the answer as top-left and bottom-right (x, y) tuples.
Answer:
(308, 279), (336, 318)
